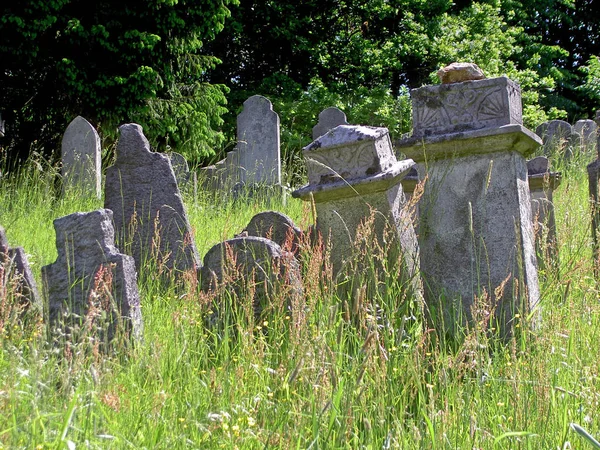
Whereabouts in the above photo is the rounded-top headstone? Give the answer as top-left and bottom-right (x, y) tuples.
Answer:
(244, 211), (302, 252)
(527, 156), (549, 175)
(437, 62), (486, 84)
(313, 107), (349, 140)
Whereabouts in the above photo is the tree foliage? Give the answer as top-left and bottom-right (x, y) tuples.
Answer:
(1, 0), (237, 162)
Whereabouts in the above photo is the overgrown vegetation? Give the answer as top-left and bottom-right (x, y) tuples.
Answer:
(1, 142), (600, 448)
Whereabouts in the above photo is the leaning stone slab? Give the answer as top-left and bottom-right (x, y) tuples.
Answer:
(243, 211), (302, 253)
(0, 226), (42, 312)
(61, 116), (101, 198)
(398, 75), (540, 338)
(42, 209), (142, 344)
(313, 107), (349, 140)
(200, 236), (303, 320)
(411, 76), (522, 139)
(293, 125), (421, 300)
(105, 124), (200, 276)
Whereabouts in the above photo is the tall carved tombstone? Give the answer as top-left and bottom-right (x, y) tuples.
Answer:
(42, 209), (143, 345)
(104, 124), (200, 277)
(0, 226), (42, 312)
(61, 116), (102, 198)
(236, 95), (281, 186)
(397, 65), (540, 337)
(312, 107), (349, 140)
(527, 156), (562, 269)
(292, 125), (421, 296)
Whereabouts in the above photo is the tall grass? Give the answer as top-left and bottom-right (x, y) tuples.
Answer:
(1, 145), (600, 449)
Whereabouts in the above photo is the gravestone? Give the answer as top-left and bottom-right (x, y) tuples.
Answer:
(61, 116), (102, 198)
(397, 72), (540, 337)
(200, 95), (281, 193)
(536, 120), (574, 158)
(168, 152), (190, 188)
(0, 226), (42, 312)
(527, 156), (562, 266)
(312, 107), (349, 140)
(292, 125), (421, 298)
(573, 119), (598, 153)
(243, 211), (302, 253)
(201, 236), (303, 320)
(104, 124), (200, 276)
(42, 209), (143, 344)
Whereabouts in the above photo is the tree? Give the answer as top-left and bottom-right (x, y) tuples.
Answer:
(0, 0), (237, 162)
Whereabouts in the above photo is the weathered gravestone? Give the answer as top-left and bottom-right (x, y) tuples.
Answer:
(312, 107), (349, 140)
(200, 236), (303, 320)
(536, 120), (575, 158)
(42, 209), (143, 344)
(61, 116), (102, 198)
(201, 95), (281, 193)
(105, 124), (200, 276)
(242, 211), (303, 253)
(292, 125), (421, 297)
(0, 226), (42, 312)
(168, 152), (191, 188)
(527, 156), (562, 266)
(397, 68), (540, 337)
(573, 120), (598, 153)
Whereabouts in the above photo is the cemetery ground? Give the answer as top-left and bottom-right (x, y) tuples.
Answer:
(1, 148), (600, 449)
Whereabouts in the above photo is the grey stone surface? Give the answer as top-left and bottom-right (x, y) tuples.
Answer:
(168, 152), (190, 188)
(397, 76), (540, 337)
(42, 209), (142, 343)
(437, 62), (485, 84)
(536, 120), (574, 157)
(61, 116), (101, 198)
(200, 236), (303, 319)
(411, 76), (522, 139)
(312, 107), (349, 140)
(573, 119), (598, 153)
(243, 211), (302, 253)
(588, 159), (600, 274)
(526, 156), (549, 175)
(293, 125), (421, 299)
(104, 124), (200, 276)
(0, 226), (42, 311)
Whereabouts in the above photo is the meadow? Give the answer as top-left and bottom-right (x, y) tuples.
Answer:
(1, 147), (600, 449)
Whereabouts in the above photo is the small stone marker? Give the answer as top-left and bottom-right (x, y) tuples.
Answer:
(168, 152), (190, 188)
(200, 236), (303, 320)
(42, 209), (143, 343)
(293, 125), (421, 298)
(104, 124), (200, 276)
(0, 226), (41, 312)
(61, 116), (102, 198)
(527, 156), (562, 266)
(573, 119), (598, 153)
(536, 120), (574, 158)
(243, 211), (302, 253)
(312, 107), (349, 140)
(437, 62), (485, 84)
(397, 72), (540, 337)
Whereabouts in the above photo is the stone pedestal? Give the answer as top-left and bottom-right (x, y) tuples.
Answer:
(527, 157), (561, 268)
(397, 76), (540, 337)
(292, 125), (420, 295)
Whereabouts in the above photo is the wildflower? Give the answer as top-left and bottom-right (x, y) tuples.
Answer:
(247, 416), (256, 427)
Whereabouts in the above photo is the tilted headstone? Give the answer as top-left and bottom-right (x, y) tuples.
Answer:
(61, 116), (102, 198)
(397, 71), (540, 337)
(527, 156), (562, 266)
(243, 211), (302, 253)
(0, 226), (42, 312)
(573, 119), (598, 154)
(536, 120), (574, 158)
(292, 125), (421, 298)
(168, 152), (191, 188)
(104, 124), (200, 276)
(312, 107), (349, 140)
(42, 209), (142, 343)
(200, 236), (303, 320)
